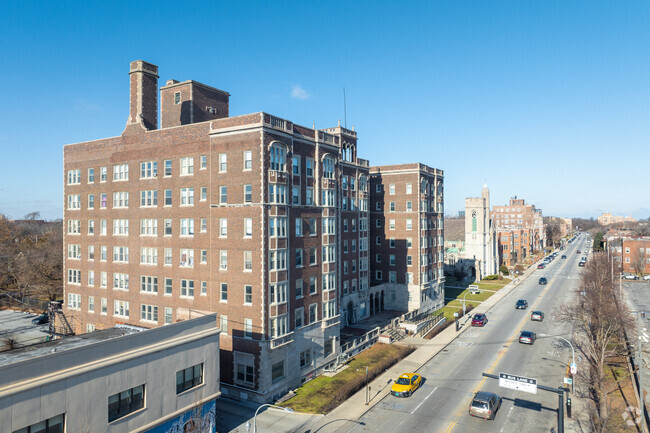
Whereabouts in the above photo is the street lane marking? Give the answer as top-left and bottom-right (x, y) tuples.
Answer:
(499, 406), (515, 433)
(412, 386), (438, 414)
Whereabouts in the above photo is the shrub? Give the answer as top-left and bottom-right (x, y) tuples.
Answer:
(499, 266), (509, 276)
(484, 275), (499, 280)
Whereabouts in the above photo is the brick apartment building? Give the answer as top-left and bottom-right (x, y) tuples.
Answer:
(63, 60), (375, 402)
(492, 197), (544, 253)
(369, 164), (445, 312)
(598, 212), (637, 226)
(497, 227), (534, 268)
(609, 237), (650, 275)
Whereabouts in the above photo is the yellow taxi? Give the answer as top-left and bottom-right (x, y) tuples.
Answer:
(390, 372), (423, 397)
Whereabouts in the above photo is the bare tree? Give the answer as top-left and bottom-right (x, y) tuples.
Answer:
(632, 247), (646, 277)
(555, 252), (635, 432)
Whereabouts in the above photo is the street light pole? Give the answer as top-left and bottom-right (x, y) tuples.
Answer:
(251, 404), (294, 433)
(541, 334), (576, 393)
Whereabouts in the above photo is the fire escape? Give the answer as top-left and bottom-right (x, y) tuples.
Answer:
(47, 301), (75, 336)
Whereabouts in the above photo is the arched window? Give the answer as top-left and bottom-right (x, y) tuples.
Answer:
(270, 143), (286, 171)
(322, 156), (335, 179)
(472, 211), (477, 233)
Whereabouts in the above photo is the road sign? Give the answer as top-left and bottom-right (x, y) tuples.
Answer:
(499, 372), (537, 394)
(453, 312), (459, 317)
(570, 363), (577, 375)
(469, 284), (480, 294)
(564, 377), (573, 385)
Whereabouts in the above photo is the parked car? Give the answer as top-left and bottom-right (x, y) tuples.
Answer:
(578, 261), (585, 267)
(530, 311), (544, 321)
(519, 331), (537, 344)
(515, 299), (528, 310)
(622, 274), (639, 280)
(537, 263), (545, 269)
(469, 391), (502, 420)
(561, 255), (567, 259)
(390, 373), (422, 397)
(644, 275), (650, 281)
(538, 277), (547, 285)
(472, 313), (488, 327)
(31, 313), (49, 325)
(577, 250), (581, 254)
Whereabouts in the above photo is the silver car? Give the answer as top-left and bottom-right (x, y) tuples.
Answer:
(469, 391), (502, 420)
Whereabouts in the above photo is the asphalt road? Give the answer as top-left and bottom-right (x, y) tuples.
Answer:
(347, 235), (590, 433)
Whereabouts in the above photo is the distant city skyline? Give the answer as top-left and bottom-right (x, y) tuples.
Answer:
(1, 1), (648, 221)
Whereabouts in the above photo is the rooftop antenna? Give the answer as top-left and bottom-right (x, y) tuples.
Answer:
(343, 87), (347, 129)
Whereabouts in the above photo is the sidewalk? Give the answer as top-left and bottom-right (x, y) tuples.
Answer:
(296, 268), (538, 433)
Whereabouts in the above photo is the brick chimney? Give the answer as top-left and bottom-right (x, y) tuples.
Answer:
(127, 60), (158, 131)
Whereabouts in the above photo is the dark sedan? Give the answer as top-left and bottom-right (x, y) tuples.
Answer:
(538, 277), (547, 285)
(515, 300), (528, 309)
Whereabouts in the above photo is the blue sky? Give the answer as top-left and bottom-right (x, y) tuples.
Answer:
(1, 1), (648, 220)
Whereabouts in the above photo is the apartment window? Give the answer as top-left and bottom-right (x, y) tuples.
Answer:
(164, 278), (172, 295)
(220, 218), (227, 237)
(174, 91), (181, 104)
(180, 249), (194, 267)
(140, 161), (157, 179)
(309, 247), (317, 265)
(389, 219), (396, 230)
(309, 276), (317, 294)
(181, 279), (194, 297)
(180, 188), (194, 206)
(200, 155), (207, 169)
(180, 218), (194, 236)
(292, 186), (300, 205)
(200, 250), (207, 264)
(269, 249), (287, 270)
(306, 187), (314, 205)
(180, 157), (194, 175)
(18, 414), (66, 433)
(219, 186), (227, 204)
(164, 159), (172, 176)
(375, 201), (382, 211)
(389, 237), (396, 248)
(67, 219), (81, 235)
(113, 273), (129, 291)
(220, 251), (228, 269)
(269, 217), (287, 237)
(113, 191), (128, 208)
(244, 184), (252, 203)
(140, 190), (158, 207)
(376, 253), (381, 263)
(244, 318), (253, 338)
(164, 219), (172, 236)
(406, 219), (412, 230)
(344, 240), (349, 253)
(164, 307), (172, 324)
(322, 189), (335, 207)
(113, 164), (129, 181)
(322, 245), (336, 263)
(244, 218), (252, 237)
(407, 255), (412, 266)
(296, 249), (303, 267)
(88, 245), (95, 260)
(406, 183), (412, 194)
(389, 183), (395, 195)
(113, 300), (130, 317)
(220, 283), (228, 301)
(295, 218), (302, 236)
(406, 272), (413, 284)
(390, 254), (396, 266)
(376, 219), (382, 228)
(67, 194), (81, 210)
(342, 176), (348, 190)
(67, 292), (81, 309)
(88, 168), (94, 183)
(343, 261), (348, 274)
(270, 144), (286, 171)
(244, 285), (253, 304)
(406, 201), (412, 211)
(219, 153), (227, 172)
(306, 158), (314, 177)
(164, 189), (172, 206)
(309, 303), (317, 323)
(407, 237), (413, 248)
(140, 219), (157, 236)
(323, 217), (336, 235)
(375, 270), (383, 280)
(352, 239), (357, 252)
(100, 246), (107, 261)
(343, 219), (349, 232)
(140, 247), (157, 265)
(141, 304), (158, 322)
(99, 166), (107, 182)
(270, 314), (288, 339)
(201, 218), (207, 232)
(112, 246), (129, 263)
(113, 219), (129, 235)
(296, 279), (303, 298)
(269, 184), (287, 204)
(322, 156), (335, 179)
(108, 385), (144, 423)
(236, 361), (254, 385)
(295, 307), (304, 328)
(101, 298), (107, 314)
(389, 271), (397, 283)
(67, 244), (81, 259)
(140, 276), (158, 293)
(292, 156), (300, 175)
(244, 150), (252, 170)
(87, 193), (94, 209)
(309, 218), (317, 235)
(390, 202), (395, 212)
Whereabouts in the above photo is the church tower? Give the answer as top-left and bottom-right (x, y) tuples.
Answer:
(464, 184), (498, 279)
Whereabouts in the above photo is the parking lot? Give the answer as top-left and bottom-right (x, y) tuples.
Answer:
(0, 309), (50, 350)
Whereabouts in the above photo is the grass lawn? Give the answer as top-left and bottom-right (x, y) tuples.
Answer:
(438, 277), (512, 321)
(278, 343), (413, 414)
(601, 360), (639, 432)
